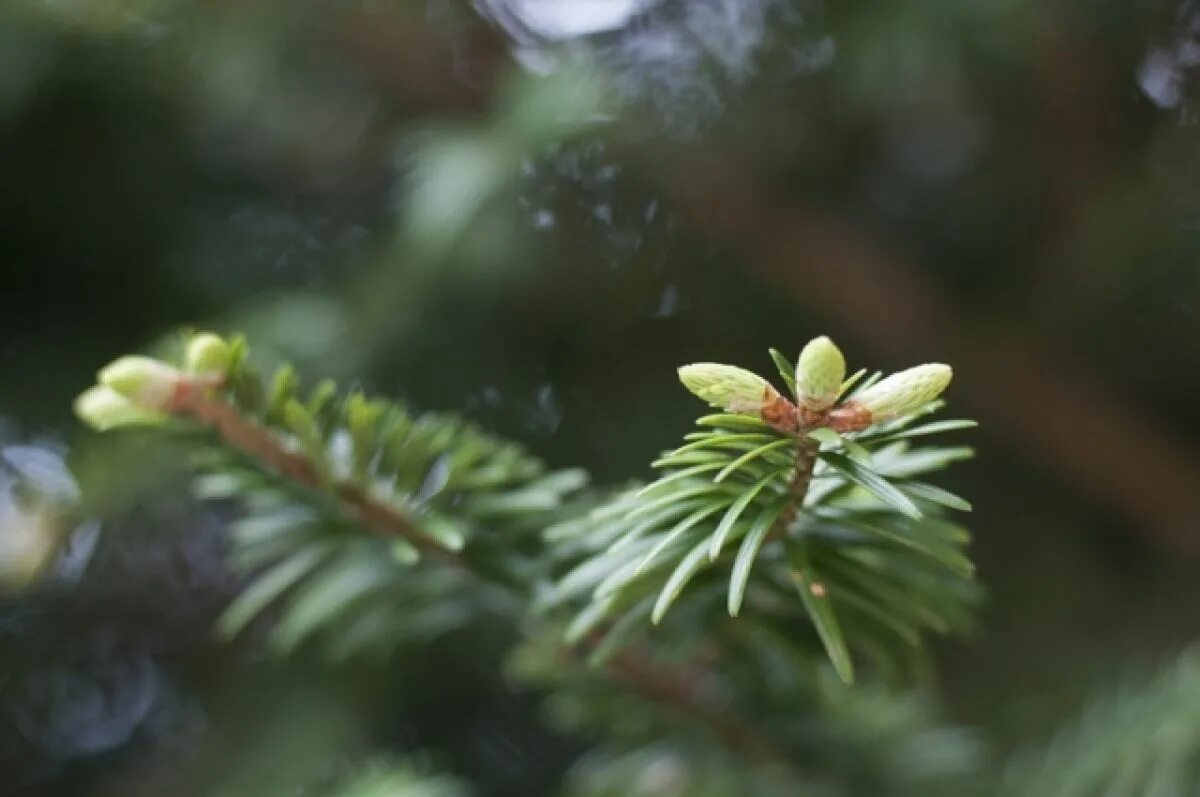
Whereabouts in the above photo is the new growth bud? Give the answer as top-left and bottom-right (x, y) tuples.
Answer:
(678, 363), (798, 432)
(794, 336), (845, 411)
(678, 363), (775, 414)
(97, 356), (181, 408)
(74, 385), (168, 431)
(185, 332), (232, 377)
(855, 364), (952, 422)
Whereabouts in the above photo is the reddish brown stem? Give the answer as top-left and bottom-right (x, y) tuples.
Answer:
(759, 389), (801, 435)
(766, 437), (820, 543)
(168, 384), (458, 563)
(606, 647), (791, 768)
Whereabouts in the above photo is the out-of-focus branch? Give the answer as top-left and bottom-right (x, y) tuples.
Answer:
(606, 647), (791, 768)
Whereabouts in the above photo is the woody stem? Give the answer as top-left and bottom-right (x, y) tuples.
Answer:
(167, 383), (455, 562)
(767, 434), (819, 542)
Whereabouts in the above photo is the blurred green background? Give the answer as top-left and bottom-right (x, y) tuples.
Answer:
(3, 0), (1200, 794)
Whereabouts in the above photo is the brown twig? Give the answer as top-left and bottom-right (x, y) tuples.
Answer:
(768, 436), (820, 543)
(606, 647), (790, 768)
(168, 384), (459, 563)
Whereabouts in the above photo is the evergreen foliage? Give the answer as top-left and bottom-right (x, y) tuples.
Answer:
(329, 759), (469, 797)
(1002, 650), (1200, 797)
(81, 333), (586, 658)
(73, 328), (1200, 796)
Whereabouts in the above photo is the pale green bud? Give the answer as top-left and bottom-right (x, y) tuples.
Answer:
(98, 356), (181, 408)
(678, 363), (775, 415)
(184, 332), (232, 377)
(74, 385), (168, 431)
(855, 364), (952, 421)
(794, 336), (845, 411)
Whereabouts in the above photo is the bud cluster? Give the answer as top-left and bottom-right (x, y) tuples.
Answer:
(678, 363), (797, 433)
(74, 331), (233, 431)
(677, 336), (953, 435)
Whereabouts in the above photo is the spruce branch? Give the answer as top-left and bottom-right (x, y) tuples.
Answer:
(75, 332), (585, 655)
(73, 331), (981, 791)
(74, 331), (803, 775)
(544, 335), (977, 684)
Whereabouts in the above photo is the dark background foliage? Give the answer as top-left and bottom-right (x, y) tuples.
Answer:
(3, 0), (1200, 794)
